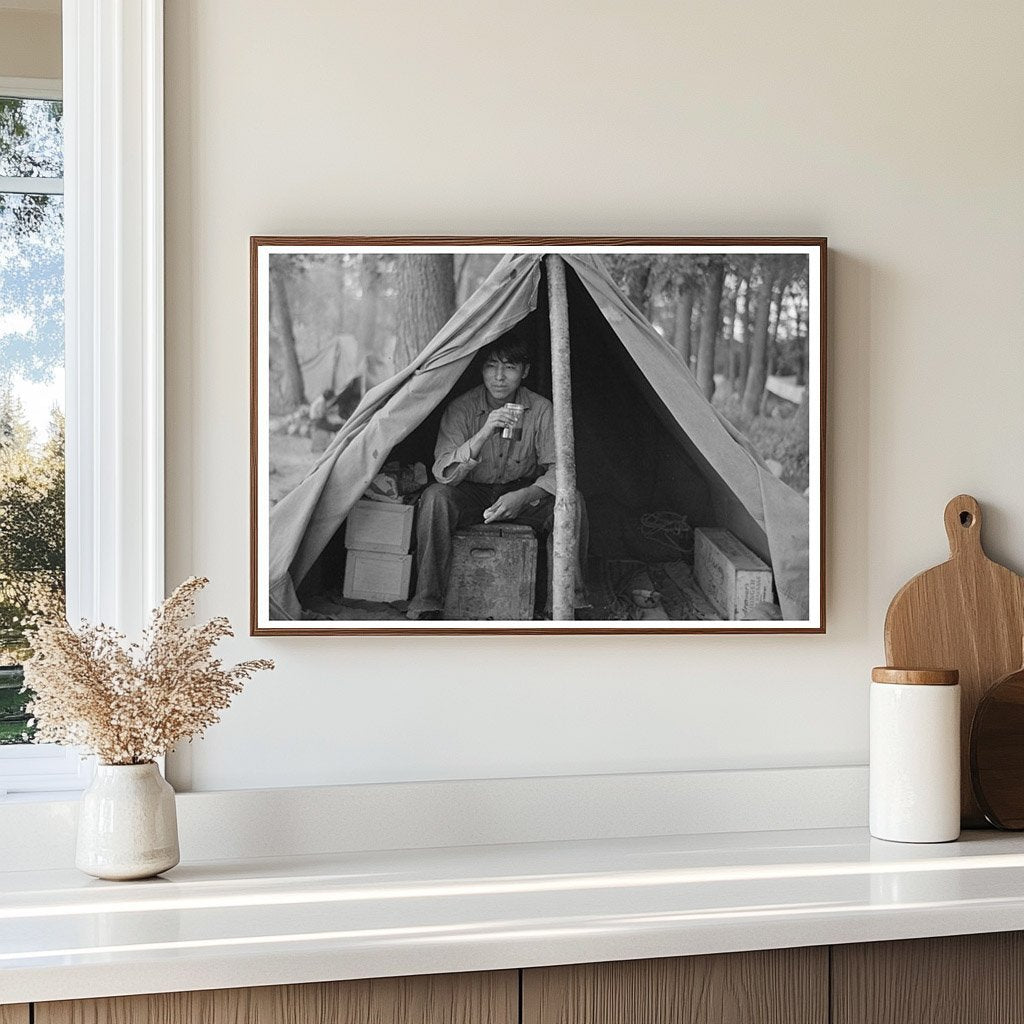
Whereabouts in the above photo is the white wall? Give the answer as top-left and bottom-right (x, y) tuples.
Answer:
(164, 1), (1024, 792)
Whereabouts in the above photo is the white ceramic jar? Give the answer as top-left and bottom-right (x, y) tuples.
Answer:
(870, 667), (961, 843)
(76, 762), (180, 880)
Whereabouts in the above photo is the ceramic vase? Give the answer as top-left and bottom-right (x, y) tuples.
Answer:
(76, 762), (180, 880)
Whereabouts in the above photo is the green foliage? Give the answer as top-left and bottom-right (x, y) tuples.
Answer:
(1, 97), (65, 386)
(0, 97), (63, 179)
(0, 665), (32, 743)
(714, 391), (810, 494)
(0, 97), (63, 241)
(0, 394), (65, 663)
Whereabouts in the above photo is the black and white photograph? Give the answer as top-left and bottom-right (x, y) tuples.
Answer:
(252, 239), (825, 634)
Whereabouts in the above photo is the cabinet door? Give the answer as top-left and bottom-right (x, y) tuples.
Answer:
(832, 932), (1024, 1024)
(0, 1007), (29, 1024)
(523, 949), (828, 1024)
(36, 971), (517, 1024)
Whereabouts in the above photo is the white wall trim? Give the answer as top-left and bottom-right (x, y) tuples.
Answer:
(0, 75), (62, 100)
(0, 0), (165, 798)
(63, 0), (164, 635)
(0, 765), (869, 870)
(0, 744), (92, 797)
(0, 174), (63, 194)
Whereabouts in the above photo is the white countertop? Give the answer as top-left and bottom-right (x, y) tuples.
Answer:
(4, 826), (1024, 1005)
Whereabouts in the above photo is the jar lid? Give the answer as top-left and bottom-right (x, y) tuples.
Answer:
(871, 667), (959, 686)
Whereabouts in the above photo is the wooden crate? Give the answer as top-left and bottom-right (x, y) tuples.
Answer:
(694, 528), (774, 620)
(344, 500), (414, 554)
(444, 525), (537, 621)
(343, 550), (413, 603)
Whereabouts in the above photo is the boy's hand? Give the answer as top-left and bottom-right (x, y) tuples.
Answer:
(470, 407), (517, 456)
(483, 489), (530, 523)
(482, 407), (516, 435)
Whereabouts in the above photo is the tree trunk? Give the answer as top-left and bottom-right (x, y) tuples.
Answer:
(454, 253), (472, 304)
(718, 275), (739, 383)
(741, 267), (777, 419)
(269, 267), (306, 412)
(545, 255), (578, 622)
(737, 280), (756, 385)
(356, 256), (381, 355)
(796, 293), (809, 387)
(769, 284), (786, 359)
(695, 260), (725, 400)
(759, 283), (787, 414)
(623, 261), (652, 318)
(687, 295), (701, 369)
(729, 277), (749, 384)
(672, 285), (695, 366)
(393, 255), (456, 373)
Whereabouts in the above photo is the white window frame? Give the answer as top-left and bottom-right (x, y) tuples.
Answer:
(0, 0), (164, 797)
(0, 76), (64, 194)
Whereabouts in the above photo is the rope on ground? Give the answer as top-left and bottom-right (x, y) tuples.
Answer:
(639, 511), (692, 557)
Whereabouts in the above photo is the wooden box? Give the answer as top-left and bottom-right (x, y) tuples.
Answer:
(343, 550), (412, 603)
(444, 524), (537, 621)
(694, 527), (774, 620)
(344, 499), (414, 554)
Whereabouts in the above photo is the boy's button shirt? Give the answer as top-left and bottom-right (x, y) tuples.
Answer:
(433, 385), (556, 494)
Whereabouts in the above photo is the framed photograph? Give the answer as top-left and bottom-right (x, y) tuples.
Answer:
(251, 237), (826, 635)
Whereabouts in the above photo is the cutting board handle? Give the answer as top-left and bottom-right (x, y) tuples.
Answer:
(944, 494), (983, 559)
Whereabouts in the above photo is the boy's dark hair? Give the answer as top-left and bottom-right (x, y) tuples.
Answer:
(480, 336), (532, 367)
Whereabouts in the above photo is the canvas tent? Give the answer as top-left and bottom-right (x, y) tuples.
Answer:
(298, 333), (365, 411)
(268, 253), (811, 621)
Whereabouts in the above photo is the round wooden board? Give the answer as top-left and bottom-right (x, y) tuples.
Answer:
(971, 663), (1024, 829)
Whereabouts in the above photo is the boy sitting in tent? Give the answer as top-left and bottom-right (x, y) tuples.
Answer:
(406, 338), (588, 620)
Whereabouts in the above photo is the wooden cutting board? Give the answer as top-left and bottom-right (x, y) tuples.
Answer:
(884, 494), (1024, 826)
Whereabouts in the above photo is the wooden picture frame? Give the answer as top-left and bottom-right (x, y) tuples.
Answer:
(251, 237), (826, 635)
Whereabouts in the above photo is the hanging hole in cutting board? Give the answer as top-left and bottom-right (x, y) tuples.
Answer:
(960, 511), (974, 527)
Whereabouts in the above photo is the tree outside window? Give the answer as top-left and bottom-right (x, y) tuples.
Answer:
(0, 94), (65, 744)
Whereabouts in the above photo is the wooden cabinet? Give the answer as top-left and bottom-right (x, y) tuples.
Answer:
(522, 948), (828, 1024)
(832, 932), (1024, 1024)
(34, 972), (517, 1024)
(14, 933), (1024, 1023)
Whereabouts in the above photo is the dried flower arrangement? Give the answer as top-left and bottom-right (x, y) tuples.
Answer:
(23, 577), (273, 765)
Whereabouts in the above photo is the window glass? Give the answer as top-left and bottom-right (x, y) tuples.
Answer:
(0, 97), (63, 178)
(0, 97), (65, 745)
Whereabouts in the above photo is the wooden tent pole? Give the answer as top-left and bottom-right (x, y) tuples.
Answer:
(545, 254), (577, 621)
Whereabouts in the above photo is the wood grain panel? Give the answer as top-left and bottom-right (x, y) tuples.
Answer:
(36, 970), (517, 1024)
(883, 493), (1024, 825)
(832, 933), (1024, 1024)
(522, 949), (828, 1024)
(0, 1006), (30, 1024)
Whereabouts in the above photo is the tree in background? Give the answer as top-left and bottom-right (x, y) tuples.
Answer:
(694, 257), (725, 400)
(268, 266), (306, 412)
(0, 394), (65, 664)
(671, 275), (697, 366)
(356, 254), (381, 362)
(0, 97), (64, 388)
(603, 251), (812, 492)
(740, 261), (779, 419)
(0, 97), (66, 741)
(393, 255), (456, 373)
